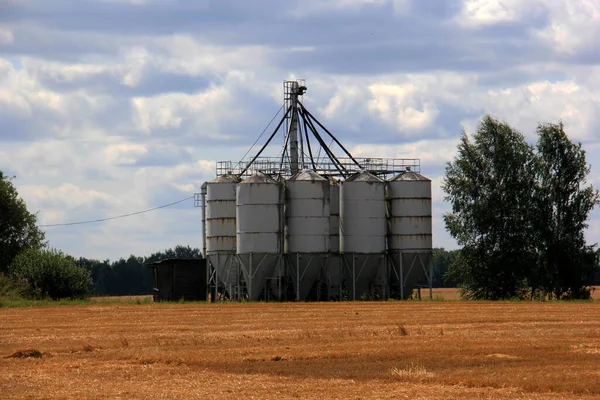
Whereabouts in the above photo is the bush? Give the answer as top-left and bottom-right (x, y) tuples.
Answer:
(0, 273), (25, 299)
(8, 248), (92, 300)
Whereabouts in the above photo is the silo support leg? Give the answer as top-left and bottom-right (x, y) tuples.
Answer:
(339, 256), (343, 302)
(417, 253), (433, 300)
(399, 251), (404, 300)
(215, 253), (220, 302)
(352, 255), (356, 301)
(355, 255), (370, 280)
(296, 252), (300, 301)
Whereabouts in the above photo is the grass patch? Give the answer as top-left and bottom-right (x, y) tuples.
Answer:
(0, 298), (91, 308)
(390, 363), (435, 379)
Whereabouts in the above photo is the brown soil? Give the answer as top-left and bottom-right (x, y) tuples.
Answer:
(5, 349), (43, 359)
(1, 301), (599, 399)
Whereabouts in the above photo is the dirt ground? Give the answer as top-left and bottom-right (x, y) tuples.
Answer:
(1, 301), (599, 399)
(425, 287), (600, 301)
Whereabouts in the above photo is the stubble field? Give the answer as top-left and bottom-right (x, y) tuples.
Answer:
(1, 298), (599, 399)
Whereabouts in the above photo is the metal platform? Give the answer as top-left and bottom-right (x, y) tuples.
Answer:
(216, 156), (420, 180)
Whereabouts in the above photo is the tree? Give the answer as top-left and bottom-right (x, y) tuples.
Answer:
(0, 171), (46, 273)
(145, 245), (203, 264)
(8, 248), (92, 299)
(76, 246), (203, 296)
(443, 116), (599, 300)
(443, 116), (538, 299)
(533, 122), (600, 299)
(429, 248), (461, 287)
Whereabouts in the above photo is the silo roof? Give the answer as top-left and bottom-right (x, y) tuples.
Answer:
(390, 171), (431, 182)
(210, 174), (242, 183)
(241, 173), (278, 184)
(289, 169), (327, 181)
(345, 171), (384, 183)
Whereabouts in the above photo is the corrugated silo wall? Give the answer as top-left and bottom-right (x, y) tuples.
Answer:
(327, 181), (342, 299)
(206, 175), (241, 298)
(285, 170), (330, 301)
(236, 173), (282, 301)
(387, 172), (433, 299)
(340, 172), (387, 300)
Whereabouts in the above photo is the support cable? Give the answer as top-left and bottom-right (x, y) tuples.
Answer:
(300, 107), (347, 177)
(300, 103), (363, 169)
(231, 104), (284, 173)
(301, 112), (317, 171)
(238, 105), (293, 177)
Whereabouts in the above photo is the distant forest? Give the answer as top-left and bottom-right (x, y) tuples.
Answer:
(74, 245), (203, 296)
(75, 246), (466, 296)
(74, 245), (598, 297)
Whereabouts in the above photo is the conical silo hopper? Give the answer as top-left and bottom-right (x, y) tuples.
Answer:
(340, 171), (386, 300)
(236, 173), (282, 301)
(206, 174), (242, 297)
(387, 171), (433, 299)
(285, 170), (330, 301)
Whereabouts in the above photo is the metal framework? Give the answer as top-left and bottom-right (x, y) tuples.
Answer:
(218, 79), (421, 181)
(198, 80), (433, 302)
(216, 157), (420, 180)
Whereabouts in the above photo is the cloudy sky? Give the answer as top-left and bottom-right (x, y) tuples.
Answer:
(1, 0), (599, 260)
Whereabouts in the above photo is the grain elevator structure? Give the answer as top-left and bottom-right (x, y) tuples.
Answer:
(199, 80), (433, 301)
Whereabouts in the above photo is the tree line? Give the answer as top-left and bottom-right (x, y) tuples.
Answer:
(74, 245), (203, 296)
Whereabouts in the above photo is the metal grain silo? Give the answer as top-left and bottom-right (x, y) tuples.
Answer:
(325, 180), (342, 299)
(236, 173), (282, 301)
(285, 170), (330, 301)
(387, 171), (433, 299)
(206, 174), (241, 298)
(340, 171), (386, 300)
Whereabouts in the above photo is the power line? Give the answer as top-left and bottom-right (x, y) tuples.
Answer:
(40, 196), (194, 227)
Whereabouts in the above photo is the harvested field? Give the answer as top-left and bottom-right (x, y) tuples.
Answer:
(421, 287), (600, 301)
(1, 302), (599, 399)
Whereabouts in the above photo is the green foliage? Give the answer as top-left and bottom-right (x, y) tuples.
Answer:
(0, 273), (25, 299)
(430, 248), (461, 287)
(443, 116), (600, 300)
(533, 122), (600, 299)
(0, 171), (46, 273)
(443, 116), (537, 299)
(8, 248), (92, 300)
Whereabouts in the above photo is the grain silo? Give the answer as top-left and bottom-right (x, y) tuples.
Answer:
(206, 174), (241, 299)
(236, 173), (282, 301)
(285, 169), (330, 301)
(200, 79), (431, 302)
(340, 171), (387, 300)
(387, 171), (433, 299)
(325, 180), (342, 299)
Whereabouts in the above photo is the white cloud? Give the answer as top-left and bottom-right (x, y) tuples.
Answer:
(291, 0), (388, 15)
(368, 83), (439, 133)
(152, 35), (275, 78)
(2, 0), (600, 259)
(392, 0), (411, 15)
(131, 85), (240, 138)
(0, 26), (14, 45)
(470, 79), (600, 141)
(458, 0), (600, 56)
(458, 0), (524, 26)
(350, 138), (459, 169)
(535, 0), (600, 55)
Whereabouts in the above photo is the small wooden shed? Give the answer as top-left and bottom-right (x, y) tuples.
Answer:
(146, 258), (207, 302)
